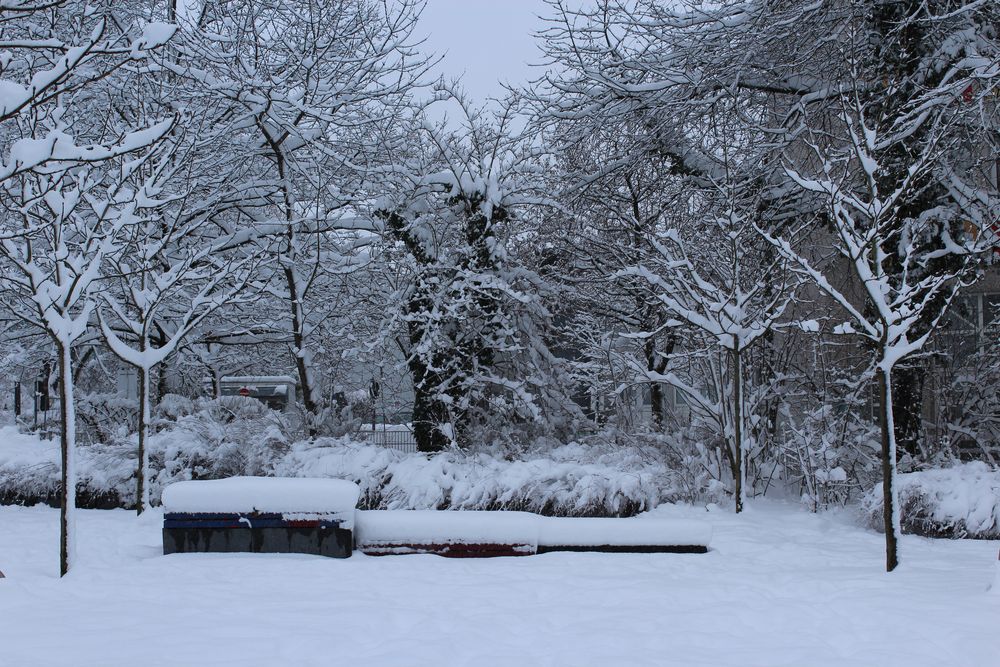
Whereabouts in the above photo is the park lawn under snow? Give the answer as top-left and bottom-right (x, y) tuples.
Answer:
(1, 504), (998, 667)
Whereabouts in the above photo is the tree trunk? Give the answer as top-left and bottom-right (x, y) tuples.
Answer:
(269, 138), (318, 421)
(408, 336), (451, 453)
(155, 348), (170, 402)
(732, 348), (745, 514)
(411, 380), (450, 453)
(649, 382), (666, 430)
(878, 366), (901, 572)
(136, 364), (150, 515)
(645, 336), (668, 429)
(57, 340), (76, 577)
(285, 266), (318, 418)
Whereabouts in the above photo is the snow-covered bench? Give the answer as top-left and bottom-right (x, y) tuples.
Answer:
(161, 477), (360, 558)
(356, 510), (539, 557)
(537, 516), (711, 554)
(355, 510), (711, 557)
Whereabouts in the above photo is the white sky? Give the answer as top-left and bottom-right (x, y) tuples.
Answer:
(417, 0), (551, 102)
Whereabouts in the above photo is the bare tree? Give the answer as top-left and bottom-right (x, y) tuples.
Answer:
(165, 0), (430, 418)
(761, 87), (993, 569)
(96, 134), (261, 513)
(0, 0), (174, 575)
(0, 136), (173, 573)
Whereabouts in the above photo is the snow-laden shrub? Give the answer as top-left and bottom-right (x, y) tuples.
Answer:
(619, 429), (735, 506)
(1, 398), (293, 508)
(155, 394), (195, 421)
(931, 333), (1000, 463)
(76, 393), (138, 445)
(149, 396), (292, 490)
(0, 419), (687, 515)
(779, 403), (881, 511)
(284, 399), (364, 440)
(275, 438), (680, 516)
(862, 462), (1000, 539)
(0, 426), (134, 508)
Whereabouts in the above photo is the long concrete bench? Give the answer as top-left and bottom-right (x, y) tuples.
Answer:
(161, 477), (359, 558)
(354, 510), (711, 557)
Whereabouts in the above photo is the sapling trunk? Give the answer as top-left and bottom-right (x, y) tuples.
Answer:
(878, 366), (901, 572)
(57, 341), (76, 577)
(136, 364), (150, 515)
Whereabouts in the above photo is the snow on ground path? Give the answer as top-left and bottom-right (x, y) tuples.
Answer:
(0, 502), (997, 667)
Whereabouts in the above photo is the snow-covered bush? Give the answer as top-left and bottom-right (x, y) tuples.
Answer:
(275, 438), (682, 516)
(931, 331), (1000, 464)
(862, 463), (1000, 539)
(0, 426), (135, 508)
(1, 399), (293, 507)
(150, 397), (293, 487)
(626, 428), (735, 507)
(155, 394), (196, 422)
(285, 399), (365, 441)
(0, 417), (689, 516)
(76, 394), (139, 446)
(779, 403), (881, 511)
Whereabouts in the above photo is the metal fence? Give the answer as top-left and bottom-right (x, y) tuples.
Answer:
(356, 427), (418, 453)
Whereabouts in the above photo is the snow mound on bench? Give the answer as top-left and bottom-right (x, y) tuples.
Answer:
(538, 517), (711, 547)
(161, 477), (360, 525)
(355, 510), (713, 550)
(356, 510), (540, 547)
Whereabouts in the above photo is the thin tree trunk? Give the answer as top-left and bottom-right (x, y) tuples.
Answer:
(136, 363), (150, 515)
(271, 139), (318, 421)
(156, 351), (170, 402)
(57, 340), (76, 577)
(649, 382), (666, 430)
(285, 274), (318, 416)
(879, 365), (901, 572)
(732, 347), (744, 514)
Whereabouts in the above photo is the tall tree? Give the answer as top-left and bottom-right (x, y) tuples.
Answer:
(0, 0), (174, 575)
(166, 0), (429, 418)
(376, 92), (571, 451)
(96, 135), (261, 513)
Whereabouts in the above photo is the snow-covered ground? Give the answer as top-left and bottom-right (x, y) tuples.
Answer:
(1, 503), (997, 667)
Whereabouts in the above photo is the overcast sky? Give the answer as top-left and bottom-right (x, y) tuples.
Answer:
(417, 0), (551, 102)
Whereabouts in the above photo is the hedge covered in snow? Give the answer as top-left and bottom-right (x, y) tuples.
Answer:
(0, 425), (133, 508)
(272, 439), (671, 516)
(0, 403), (683, 516)
(862, 462), (1000, 539)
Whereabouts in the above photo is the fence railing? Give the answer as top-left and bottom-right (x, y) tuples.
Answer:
(356, 427), (418, 453)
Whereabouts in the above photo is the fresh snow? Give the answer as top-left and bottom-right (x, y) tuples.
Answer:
(355, 510), (712, 550)
(356, 509), (539, 547)
(161, 477), (360, 521)
(0, 502), (997, 666)
(537, 516), (711, 548)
